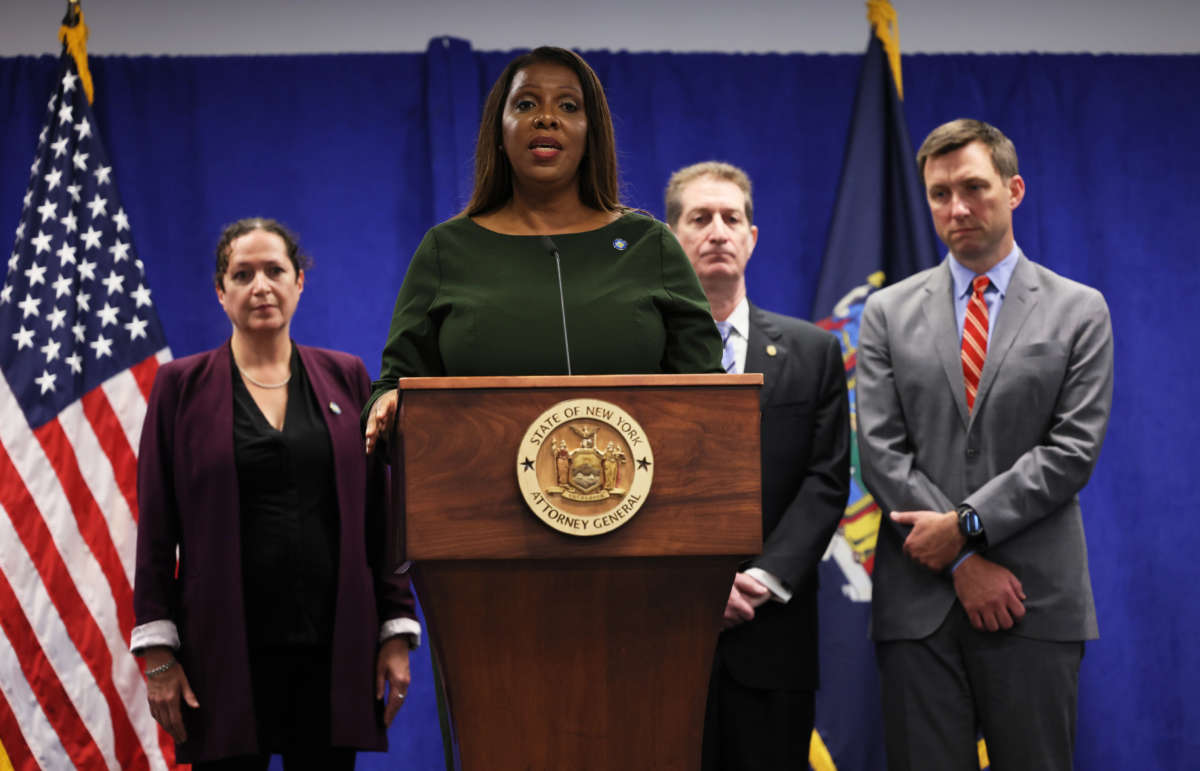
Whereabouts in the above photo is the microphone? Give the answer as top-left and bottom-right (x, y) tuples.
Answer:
(540, 236), (573, 375)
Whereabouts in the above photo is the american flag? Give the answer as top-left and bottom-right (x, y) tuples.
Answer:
(0, 49), (177, 770)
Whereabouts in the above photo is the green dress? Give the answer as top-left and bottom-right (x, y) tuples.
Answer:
(367, 212), (722, 411)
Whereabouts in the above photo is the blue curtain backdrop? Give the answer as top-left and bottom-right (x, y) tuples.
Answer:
(2, 39), (1196, 770)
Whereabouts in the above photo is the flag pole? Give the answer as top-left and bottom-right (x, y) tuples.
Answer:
(866, 0), (904, 98)
(58, 0), (93, 105)
(1, 4), (174, 765)
(809, 2), (939, 768)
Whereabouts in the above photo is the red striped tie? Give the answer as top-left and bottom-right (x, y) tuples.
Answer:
(962, 275), (990, 411)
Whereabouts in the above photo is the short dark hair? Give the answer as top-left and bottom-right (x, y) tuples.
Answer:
(663, 161), (754, 228)
(463, 46), (622, 217)
(916, 119), (1019, 180)
(214, 218), (310, 290)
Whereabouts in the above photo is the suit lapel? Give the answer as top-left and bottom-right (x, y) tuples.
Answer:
(193, 341), (235, 427)
(297, 345), (351, 527)
(746, 303), (783, 406)
(973, 252), (1039, 418)
(921, 260), (970, 429)
(187, 342), (240, 530)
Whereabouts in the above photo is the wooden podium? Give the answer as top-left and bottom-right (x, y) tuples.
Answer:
(391, 374), (762, 770)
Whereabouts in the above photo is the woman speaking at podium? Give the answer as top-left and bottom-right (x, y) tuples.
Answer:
(364, 46), (722, 449)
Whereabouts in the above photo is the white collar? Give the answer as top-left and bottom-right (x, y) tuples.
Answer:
(719, 296), (750, 339)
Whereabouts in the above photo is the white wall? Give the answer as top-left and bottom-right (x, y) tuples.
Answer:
(2, 0), (1198, 56)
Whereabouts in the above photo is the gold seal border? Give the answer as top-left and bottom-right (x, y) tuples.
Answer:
(516, 398), (654, 537)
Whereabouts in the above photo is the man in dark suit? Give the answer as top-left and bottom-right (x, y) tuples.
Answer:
(856, 119), (1114, 770)
(666, 161), (850, 770)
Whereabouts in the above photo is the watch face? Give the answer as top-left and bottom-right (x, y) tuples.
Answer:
(959, 508), (983, 538)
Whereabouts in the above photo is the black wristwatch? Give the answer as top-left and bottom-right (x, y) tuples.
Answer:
(957, 504), (985, 545)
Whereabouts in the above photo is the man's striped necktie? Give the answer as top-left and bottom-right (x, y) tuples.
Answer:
(962, 275), (991, 411)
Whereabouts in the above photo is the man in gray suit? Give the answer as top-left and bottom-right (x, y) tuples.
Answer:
(666, 161), (850, 770)
(857, 119), (1113, 770)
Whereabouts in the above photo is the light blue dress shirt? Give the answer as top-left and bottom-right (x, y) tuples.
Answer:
(948, 243), (1021, 344)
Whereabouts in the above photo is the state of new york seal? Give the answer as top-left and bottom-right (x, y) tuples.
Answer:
(516, 398), (654, 536)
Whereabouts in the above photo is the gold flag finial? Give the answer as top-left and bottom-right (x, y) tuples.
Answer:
(58, 0), (94, 104)
(866, 0), (903, 99)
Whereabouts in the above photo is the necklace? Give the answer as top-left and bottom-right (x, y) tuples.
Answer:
(238, 367), (291, 389)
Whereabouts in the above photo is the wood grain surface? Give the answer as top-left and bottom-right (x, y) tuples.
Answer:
(416, 557), (740, 771)
(391, 376), (762, 769)
(393, 378), (762, 560)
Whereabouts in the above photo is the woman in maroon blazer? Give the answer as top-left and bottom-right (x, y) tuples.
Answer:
(131, 219), (419, 769)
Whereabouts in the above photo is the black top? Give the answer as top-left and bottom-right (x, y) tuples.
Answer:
(232, 345), (339, 649)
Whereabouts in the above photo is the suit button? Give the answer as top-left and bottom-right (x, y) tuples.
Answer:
(966, 448), (979, 459)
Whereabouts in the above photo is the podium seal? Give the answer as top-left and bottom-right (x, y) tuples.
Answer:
(516, 398), (654, 536)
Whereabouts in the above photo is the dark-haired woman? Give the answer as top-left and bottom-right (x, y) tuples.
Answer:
(132, 219), (420, 769)
(364, 47), (721, 449)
